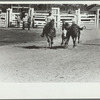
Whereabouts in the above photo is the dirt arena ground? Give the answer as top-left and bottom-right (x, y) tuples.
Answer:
(0, 27), (100, 82)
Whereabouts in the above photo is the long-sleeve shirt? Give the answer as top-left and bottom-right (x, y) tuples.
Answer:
(45, 15), (54, 23)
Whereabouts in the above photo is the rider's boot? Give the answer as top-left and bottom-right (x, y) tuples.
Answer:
(41, 28), (45, 37)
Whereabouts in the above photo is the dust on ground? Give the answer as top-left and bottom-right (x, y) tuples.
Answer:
(0, 28), (100, 82)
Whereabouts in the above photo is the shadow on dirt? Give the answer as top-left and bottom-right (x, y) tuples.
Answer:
(21, 45), (65, 49)
(82, 43), (100, 46)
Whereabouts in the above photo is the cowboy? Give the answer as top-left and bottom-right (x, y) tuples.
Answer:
(41, 11), (56, 37)
(71, 19), (84, 43)
(71, 19), (83, 30)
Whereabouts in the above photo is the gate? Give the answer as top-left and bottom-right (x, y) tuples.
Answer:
(80, 14), (96, 29)
(97, 9), (100, 29)
(34, 11), (48, 27)
(60, 14), (76, 27)
(0, 13), (7, 27)
(33, 8), (60, 28)
(6, 8), (28, 28)
(0, 7), (98, 29)
(52, 8), (60, 28)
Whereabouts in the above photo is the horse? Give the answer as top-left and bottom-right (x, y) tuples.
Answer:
(61, 22), (69, 46)
(43, 19), (56, 48)
(61, 22), (84, 48)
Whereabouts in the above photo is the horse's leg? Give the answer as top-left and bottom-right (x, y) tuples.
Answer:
(75, 37), (77, 47)
(61, 34), (64, 45)
(72, 36), (75, 48)
(41, 27), (45, 37)
(46, 36), (50, 47)
(65, 35), (70, 48)
(78, 32), (80, 43)
(46, 36), (49, 43)
(50, 37), (53, 48)
(72, 36), (77, 48)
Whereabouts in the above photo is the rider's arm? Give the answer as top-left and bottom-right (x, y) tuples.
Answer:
(76, 24), (83, 30)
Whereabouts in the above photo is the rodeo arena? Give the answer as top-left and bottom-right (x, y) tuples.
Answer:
(0, 4), (100, 82)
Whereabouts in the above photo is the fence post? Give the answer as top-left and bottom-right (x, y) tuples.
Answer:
(75, 8), (81, 25)
(77, 8), (81, 26)
(6, 8), (12, 27)
(57, 8), (60, 28)
(51, 7), (60, 28)
(0, 13), (1, 27)
(75, 9), (79, 25)
(28, 8), (34, 17)
(97, 9), (100, 29)
(94, 15), (97, 29)
(28, 8), (34, 27)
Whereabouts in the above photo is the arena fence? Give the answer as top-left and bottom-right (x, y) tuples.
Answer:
(34, 8), (60, 28)
(10, 12), (29, 28)
(80, 14), (96, 29)
(0, 7), (99, 29)
(34, 11), (48, 27)
(60, 14), (76, 27)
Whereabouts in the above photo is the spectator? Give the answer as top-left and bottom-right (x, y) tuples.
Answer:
(32, 15), (35, 28)
(27, 16), (31, 30)
(22, 17), (26, 30)
(17, 15), (20, 28)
